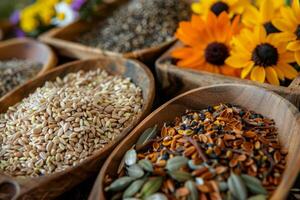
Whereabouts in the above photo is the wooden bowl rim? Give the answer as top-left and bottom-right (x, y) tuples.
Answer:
(95, 83), (300, 200)
(0, 37), (57, 75)
(0, 57), (155, 195)
(155, 41), (300, 92)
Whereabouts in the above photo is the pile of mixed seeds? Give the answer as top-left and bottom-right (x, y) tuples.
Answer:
(105, 104), (287, 200)
(0, 69), (143, 177)
(0, 59), (42, 97)
(77, 0), (190, 53)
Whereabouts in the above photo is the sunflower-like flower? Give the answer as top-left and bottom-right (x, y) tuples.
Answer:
(254, 0), (284, 10)
(272, 0), (300, 66)
(171, 12), (240, 76)
(226, 26), (298, 85)
(191, 0), (250, 18)
(242, 0), (284, 34)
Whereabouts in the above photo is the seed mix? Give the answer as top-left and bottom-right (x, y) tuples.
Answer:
(77, 0), (191, 53)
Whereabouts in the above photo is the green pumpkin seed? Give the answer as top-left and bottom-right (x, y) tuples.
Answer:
(145, 193), (168, 200)
(123, 178), (147, 198)
(105, 176), (135, 192)
(185, 180), (198, 200)
(125, 149), (137, 166)
(166, 156), (188, 171)
(136, 125), (158, 146)
(241, 174), (267, 195)
(138, 159), (153, 172)
(247, 195), (267, 200)
(140, 177), (163, 198)
(127, 164), (144, 178)
(228, 173), (248, 200)
(218, 181), (228, 192)
(169, 171), (193, 182)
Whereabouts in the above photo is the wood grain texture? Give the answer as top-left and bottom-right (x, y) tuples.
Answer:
(90, 84), (300, 200)
(0, 38), (57, 75)
(155, 42), (300, 109)
(38, 0), (177, 63)
(0, 57), (155, 200)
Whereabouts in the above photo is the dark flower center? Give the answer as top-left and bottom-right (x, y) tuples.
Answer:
(210, 1), (229, 16)
(205, 42), (229, 66)
(263, 22), (280, 34)
(295, 25), (300, 39)
(252, 43), (279, 67)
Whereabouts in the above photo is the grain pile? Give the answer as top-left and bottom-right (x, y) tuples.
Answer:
(77, 0), (190, 53)
(0, 69), (143, 177)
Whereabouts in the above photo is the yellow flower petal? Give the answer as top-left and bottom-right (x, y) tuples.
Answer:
(254, 26), (266, 43)
(242, 5), (261, 27)
(260, 0), (273, 22)
(265, 67), (280, 85)
(241, 61), (254, 79)
(278, 63), (298, 79)
(225, 56), (250, 68)
(280, 7), (298, 27)
(273, 67), (285, 81)
(287, 41), (300, 51)
(272, 19), (296, 32)
(295, 51), (300, 66)
(280, 52), (296, 63)
(250, 66), (266, 83)
(292, 0), (300, 19)
(271, 32), (297, 42)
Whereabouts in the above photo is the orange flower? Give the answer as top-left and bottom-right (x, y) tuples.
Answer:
(172, 12), (240, 76)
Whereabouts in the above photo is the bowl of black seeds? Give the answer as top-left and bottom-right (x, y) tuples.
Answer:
(40, 0), (191, 62)
(0, 38), (57, 97)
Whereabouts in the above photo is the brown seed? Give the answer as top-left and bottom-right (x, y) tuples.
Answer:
(237, 154), (247, 162)
(165, 179), (175, 193)
(224, 134), (236, 141)
(213, 146), (221, 156)
(201, 171), (214, 180)
(215, 166), (228, 174)
(244, 131), (256, 138)
(175, 187), (190, 197)
(241, 142), (253, 152)
(229, 158), (238, 168)
(184, 146), (196, 157)
(209, 192), (222, 200)
(255, 141), (261, 149)
(273, 151), (281, 163)
(192, 167), (209, 176)
(197, 183), (212, 193)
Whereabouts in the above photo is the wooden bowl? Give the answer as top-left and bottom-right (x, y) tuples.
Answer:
(0, 38), (57, 75)
(156, 42), (300, 109)
(0, 58), (155, 199)
(90, 84), (300, 200)
(38, 0), (182, 63)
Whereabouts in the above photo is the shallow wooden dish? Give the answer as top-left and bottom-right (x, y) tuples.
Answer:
(38, 0), (179, 63)
(0, 37), (57, 75)
(156, 42), (300, 109)
(90, 84), (300, 200)
(0, 58), (155, 200)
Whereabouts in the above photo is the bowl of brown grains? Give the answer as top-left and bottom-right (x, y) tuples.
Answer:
(0, 38), (57, 98)
(92, 84), (300, 200)
(0, 57), (155, 199)
(39, 0), (191, 63)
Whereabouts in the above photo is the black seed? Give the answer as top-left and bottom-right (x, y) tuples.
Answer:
(252, 43), (279, 67)
(210, 1), (229, 16)
(264, 22), (280, 34)
(207, 106), (214, 113)
(162, 153), (169, 160)
(205, 42), (230, 66)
